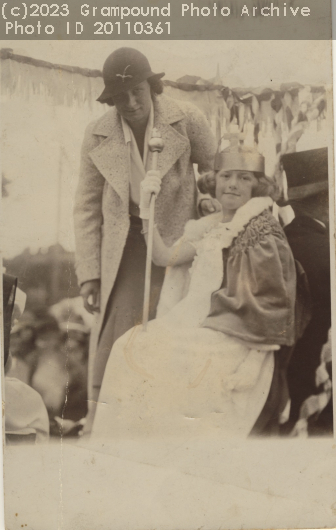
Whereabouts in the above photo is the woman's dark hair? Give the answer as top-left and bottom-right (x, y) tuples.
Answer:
(104, 77), (164, 107)
(147, 76), (164, 96)
(197, 170), (278, 201)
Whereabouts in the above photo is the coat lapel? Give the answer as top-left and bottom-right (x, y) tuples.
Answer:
(150, 96), (190, 177)
(88, 95), (190, 203)
(89, 109), (130, 205)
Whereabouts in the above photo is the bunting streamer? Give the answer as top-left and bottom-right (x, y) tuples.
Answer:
(0, 48), (329, 176)
(1, 52), (104, 109)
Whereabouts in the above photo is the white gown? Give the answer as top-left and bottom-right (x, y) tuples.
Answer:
(91, 198), (276, 441)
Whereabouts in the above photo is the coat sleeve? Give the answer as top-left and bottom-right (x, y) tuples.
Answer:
(184, 103), (217, 173)
(73, 121), (105, 285)
(203, 229), (297, 346)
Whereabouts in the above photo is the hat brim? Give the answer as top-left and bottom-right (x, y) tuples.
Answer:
(97, 71), (165, 103)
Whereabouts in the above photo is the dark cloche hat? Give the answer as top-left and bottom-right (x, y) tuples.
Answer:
(97, 47), (165, 103)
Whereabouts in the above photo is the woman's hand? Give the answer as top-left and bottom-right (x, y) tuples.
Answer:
(139, 170), (161, 219)
(199, 197), (222, 216)
(80, 279), (100, 314)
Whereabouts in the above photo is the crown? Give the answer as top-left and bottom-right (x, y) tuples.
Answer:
(214, 133), (265, 173)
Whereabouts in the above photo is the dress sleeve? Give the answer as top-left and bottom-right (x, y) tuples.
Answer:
(203, 226), (297, 346)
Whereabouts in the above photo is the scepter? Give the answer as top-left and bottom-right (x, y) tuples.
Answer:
(142, 128), (164, 331)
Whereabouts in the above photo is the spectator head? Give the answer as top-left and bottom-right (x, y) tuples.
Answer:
(10, 321), (36, 358)
(34, 316), (61, 350)
(60, 320), (89, 363)
(290, 191), (329, 228)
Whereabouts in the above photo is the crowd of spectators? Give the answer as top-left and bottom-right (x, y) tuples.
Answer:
(6, 305), (89, 438)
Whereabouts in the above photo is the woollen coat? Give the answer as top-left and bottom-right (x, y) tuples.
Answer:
(74, 93), (216, 374)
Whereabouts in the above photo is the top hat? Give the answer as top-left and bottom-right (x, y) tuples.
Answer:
(97, 47), (165, 103)
(281, 148), (328, 187)
(281, 147), (328, 200)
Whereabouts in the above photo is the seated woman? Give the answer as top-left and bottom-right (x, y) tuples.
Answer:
(91, 144), (297, 440)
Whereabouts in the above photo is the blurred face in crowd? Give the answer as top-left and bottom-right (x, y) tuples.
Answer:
(113, 80), (152, 127)
(35, 330), (60, 351)
(9, 333), (22, 357)
(62, 330), (88, 365)
(10, 327), (35, 357)
(216, 169), (258, 213)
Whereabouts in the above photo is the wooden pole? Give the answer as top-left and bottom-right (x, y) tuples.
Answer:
(143, 129), (164, 331)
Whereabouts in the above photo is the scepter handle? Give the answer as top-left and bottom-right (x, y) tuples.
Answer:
(142, 129), (164, 331)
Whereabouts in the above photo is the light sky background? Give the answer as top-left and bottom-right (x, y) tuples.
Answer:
(0, 40), (333, 259)
(4, 40), (333, 86)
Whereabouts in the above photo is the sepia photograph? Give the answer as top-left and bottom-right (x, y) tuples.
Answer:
(1, 35), (335, 529)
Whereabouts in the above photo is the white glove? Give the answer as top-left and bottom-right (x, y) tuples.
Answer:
(139, 170), (162, 219)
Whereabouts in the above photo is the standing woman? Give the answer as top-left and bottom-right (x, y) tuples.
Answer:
(91, 145), (301, 440)
(74, 47), (217, 431)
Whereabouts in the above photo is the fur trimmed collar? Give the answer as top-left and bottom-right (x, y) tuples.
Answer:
(184, 197), (273, 248)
